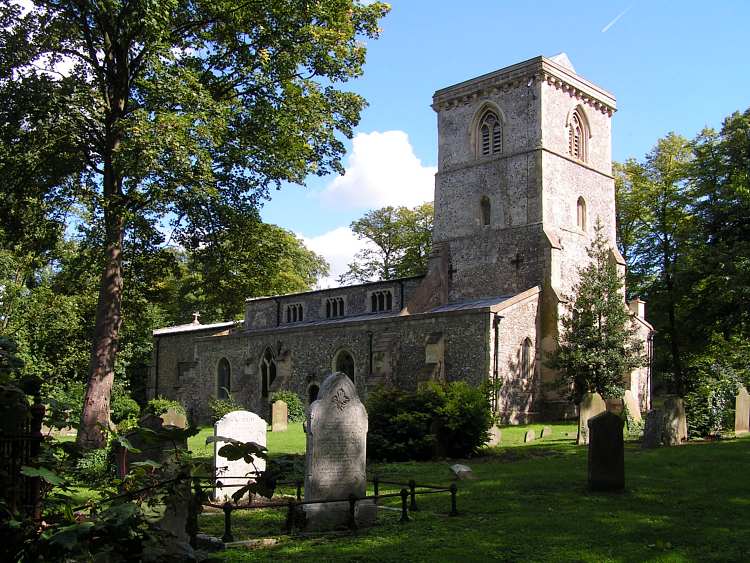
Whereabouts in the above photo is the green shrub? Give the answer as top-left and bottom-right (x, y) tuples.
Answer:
(43, 380), (85, 429)
(270, 390), (305, 422)
(684, 362), (741, 438)
(367, 381), (493, 461)
(145, 396), (186, 417)
(208, 395), (243, 423)
(111, 392), (140, 423)
(75, 446), (113, 483)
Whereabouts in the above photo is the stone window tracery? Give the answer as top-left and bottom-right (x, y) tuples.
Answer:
(285, 303), (304, 323)
(325, 297), (345, 318)
(478, 110), (502, 157)
(370, 290), (393, 312)
(260, 348), (276, 401)
(568, 109), (587, 161)
(217, 358), (231, 399)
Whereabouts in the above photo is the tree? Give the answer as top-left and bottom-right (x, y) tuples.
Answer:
(1, 0), (389, 448)
(549, 220), (644, 405)
(339, 202), (433, 283)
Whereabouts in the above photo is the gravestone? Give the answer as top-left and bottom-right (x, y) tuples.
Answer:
(540, 426), (552, 438)
(271, 400), (288, 433)
(213, 410), (267, 502)
(642, 409), (665, 449)
(487, 425), (502, 446)
(578, 392), (607, 445)
(663, 397), (687, 446)
(450, 463), (475, 480)
(623, 390), (642, 423)
(117, 412), (188, 477)
(160, 407), (188, 429)
(587, 411), (625, 492)
(524, 429), (535, 443)
(303, 372), (375, 531)
(735, 386), (750, 435)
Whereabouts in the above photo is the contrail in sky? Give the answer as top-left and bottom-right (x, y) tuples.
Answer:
(601, 5), (633, 33)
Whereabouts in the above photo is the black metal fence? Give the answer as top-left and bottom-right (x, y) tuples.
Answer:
(198, 474), (459, 542)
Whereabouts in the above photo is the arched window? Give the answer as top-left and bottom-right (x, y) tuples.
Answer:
(260, 348), (276, 401)
(478, 110), (502, 156)
(326, 297), (345, 318)
(480, 196), (491, 226)
(217, 358), (231, 399)
(334, 350), (355, 382)
(576, 196), (587, 231)
(285, 303), (303, 323)
(520, 338), (533, 380)
(308, 384), (320, 404)
(370, 290), (393, 312)
(568, 109), (587, 161)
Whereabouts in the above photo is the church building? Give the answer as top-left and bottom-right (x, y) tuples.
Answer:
(149, 54), (653, 424)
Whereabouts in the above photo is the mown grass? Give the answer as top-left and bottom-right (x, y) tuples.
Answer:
(199, 428), (750, 562)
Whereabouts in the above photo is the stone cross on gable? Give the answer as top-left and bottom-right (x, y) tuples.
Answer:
(192, 311), (201, 324)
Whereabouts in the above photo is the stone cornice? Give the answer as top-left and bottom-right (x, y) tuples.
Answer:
(432, 56), (616, 116)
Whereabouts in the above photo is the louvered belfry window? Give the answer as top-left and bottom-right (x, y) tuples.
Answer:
(479, 111), (502, 156)
(569, 110), (586, 161)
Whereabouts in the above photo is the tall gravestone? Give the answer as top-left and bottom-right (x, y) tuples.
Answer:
(587, 411), (625, 492)
(735, 386), (750, 435)
(642, 409), (665, 449)
(578, 392), (607, 445)
(663, 397), (687, 446)
(272, 400), (288, 432)
(303, 372), (375, 531)
(213, 410), (266, 502)
(623, 390), (642, 424)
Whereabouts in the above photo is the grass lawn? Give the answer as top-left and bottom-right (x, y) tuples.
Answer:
(188, 422), (307, 462)
(198, 428), (750, 562)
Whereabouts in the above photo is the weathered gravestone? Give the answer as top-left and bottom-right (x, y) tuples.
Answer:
(117, 410), (188, 477)
(578, 392), (607, 445)
(213, 410), (267, 502)
(540, 426), (552, 438)
(663, 397), (687, 446)
(623, 390), (642, 424)
(303, 372), (375, 531)
(487, 425), (502, 447)
(642, 409), (665, 449)
(735, 386), (750, 435)
(588, 411), (625, 492)
(524, 429), (535, 443)
(272, 400), (288, 433)
(450, 463), (475, 480)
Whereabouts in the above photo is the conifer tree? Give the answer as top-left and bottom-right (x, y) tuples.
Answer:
(550, 219), (644, 404)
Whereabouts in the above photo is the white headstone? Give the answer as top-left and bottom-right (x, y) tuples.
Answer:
(213, 410), (267, 502)
(303, 372), (374, 531)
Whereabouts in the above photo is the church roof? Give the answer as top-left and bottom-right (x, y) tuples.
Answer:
(429, 296), (513, 313)
(153, 320), (239, 336)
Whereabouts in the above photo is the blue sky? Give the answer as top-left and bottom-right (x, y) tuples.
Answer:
(260, 1), (750, 286)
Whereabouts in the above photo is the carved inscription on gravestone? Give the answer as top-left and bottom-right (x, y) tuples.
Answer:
(303, 372), (374, 530)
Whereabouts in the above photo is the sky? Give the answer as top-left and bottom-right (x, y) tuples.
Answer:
(260, 1), (750, 287)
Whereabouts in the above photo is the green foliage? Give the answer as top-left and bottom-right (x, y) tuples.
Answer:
(0, 336), (23, 383)
(367, 381), (493, 461)
(74, 447), (113, 484)
(340, 203), (434, 283)
(270, 390), (306, 423)
(145, 397), (186, 417)
(549, 220), (644, 403)
(208, 395), (244, 424)
(111, 385), (141, 423)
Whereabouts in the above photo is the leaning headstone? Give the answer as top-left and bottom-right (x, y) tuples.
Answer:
(540, 426), (552, 438)
(487, 425), (502, 447)
(642, 409), (665, 449)
(588, 411), (625, 492)
(623, 390), (642, 424)
(578, 393), (607, 445)
(524, 429), (535, 443)
(303, 372), (375, 531)
(663, 397), (687, 446)
(450, 463), (475, 480)
(735, 386), (750, 435)
(271, 400), (288, 433)
(213, 411), (267, 502)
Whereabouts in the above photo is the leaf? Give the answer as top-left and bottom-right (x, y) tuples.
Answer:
(21, 465), (65, 486)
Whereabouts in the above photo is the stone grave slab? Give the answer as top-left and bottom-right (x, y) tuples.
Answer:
(642, 409), (665, 449)
(272, 400), (288, 433)
(623, 390), (642, 423)
(578, 392), (606, 445)
(663, 397), (687, 445)
(735, 386), (750, 435)
(540, 426), (552, 438)
(487, 425), (502, 447)
(213, 410), (266, 502)
(588, 411), (625, 492)
(524, 429), (535, 443)
(303, 372), (375, 531)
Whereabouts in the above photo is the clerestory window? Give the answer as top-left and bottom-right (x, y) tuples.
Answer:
(325, 297), (345, 318)
(370, 290), (393, 313)
(285, 303), (304, 323)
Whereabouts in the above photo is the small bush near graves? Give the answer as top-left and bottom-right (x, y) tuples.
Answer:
(683, 362), (741, 438)
(270, 390), (306, 422)
(208, 395), (243, 423)
(367, 381), (493, 461)
(74, 446), (113, 483)
(145, 396), (186, 417)
(111, 391), (140, 423)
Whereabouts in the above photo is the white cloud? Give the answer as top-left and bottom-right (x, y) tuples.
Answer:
(319, 130), (436, 209)
(300, 227), (376, 289)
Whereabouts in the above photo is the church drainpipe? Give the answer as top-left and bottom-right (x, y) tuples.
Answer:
(493, 314), (504, 412)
